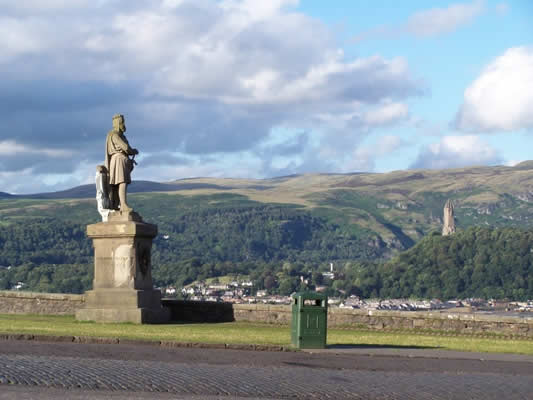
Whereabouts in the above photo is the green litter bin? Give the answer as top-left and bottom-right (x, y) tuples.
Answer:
(291, 291), (328, 349)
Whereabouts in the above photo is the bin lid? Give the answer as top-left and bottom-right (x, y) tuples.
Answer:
(291, 291), (327, 300)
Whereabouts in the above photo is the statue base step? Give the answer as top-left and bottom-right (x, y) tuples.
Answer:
(76, 288), (170, 324)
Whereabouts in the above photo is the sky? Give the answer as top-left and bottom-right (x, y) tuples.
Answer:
(0, 0), (532, 194)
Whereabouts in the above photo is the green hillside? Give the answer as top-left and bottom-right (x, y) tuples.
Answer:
(1, 163), (533, 297)
(376, 226), (533, 300)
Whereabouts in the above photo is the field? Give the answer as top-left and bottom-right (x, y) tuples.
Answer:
(1, 314), (532, 355)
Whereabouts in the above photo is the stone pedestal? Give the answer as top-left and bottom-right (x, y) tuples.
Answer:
(76, 210), (169, 323)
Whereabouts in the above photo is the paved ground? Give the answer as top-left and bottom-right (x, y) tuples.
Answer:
(1, 340), (533, 399)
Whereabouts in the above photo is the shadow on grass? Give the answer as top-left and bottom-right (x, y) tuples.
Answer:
(327, 343), (441, 350)
(162, 299), (234, 323)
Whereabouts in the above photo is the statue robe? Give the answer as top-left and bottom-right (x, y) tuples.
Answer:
(105, 129), (135, 185)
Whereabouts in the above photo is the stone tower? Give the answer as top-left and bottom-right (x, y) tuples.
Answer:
(442, 199), (456, 236)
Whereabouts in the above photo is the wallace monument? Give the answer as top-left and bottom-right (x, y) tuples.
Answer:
(76, 114), (170, 323)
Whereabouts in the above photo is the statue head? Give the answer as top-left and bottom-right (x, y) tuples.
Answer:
(112, 114), (126, 133)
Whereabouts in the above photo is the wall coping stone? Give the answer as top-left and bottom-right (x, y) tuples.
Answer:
(233, 304), (533, 325)
(235, 304), (258, 311)
(0, 290), (85, 302)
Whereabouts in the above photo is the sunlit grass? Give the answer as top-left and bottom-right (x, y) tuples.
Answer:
(329, 330), (533, 355)
(0, 314), (288, 345)
(1, 314), (532, 355)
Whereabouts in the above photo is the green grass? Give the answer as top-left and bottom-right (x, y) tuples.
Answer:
(0, 314), (288, 345)
(1, 314), (532, 355)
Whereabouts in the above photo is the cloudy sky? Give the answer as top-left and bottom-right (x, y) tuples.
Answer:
(0, 0), (532, 194)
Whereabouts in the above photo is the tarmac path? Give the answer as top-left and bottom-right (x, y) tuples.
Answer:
(0, 340), (532, 399)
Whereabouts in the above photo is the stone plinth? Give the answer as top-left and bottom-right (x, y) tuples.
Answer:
(76, 210), (169, 323)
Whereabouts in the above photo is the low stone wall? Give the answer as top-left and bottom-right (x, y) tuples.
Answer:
(232, 304), (533, 337)
(233, 304), (290, 324)
(1, 291), (532, 337)
(0, 291), (84, 315)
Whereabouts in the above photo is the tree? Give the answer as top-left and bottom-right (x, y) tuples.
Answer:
(264, 275), (276, 290)
(278, 278), (297, 295)
(312, 272), (323, 286)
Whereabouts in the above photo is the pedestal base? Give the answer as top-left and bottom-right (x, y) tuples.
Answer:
(76, 288), (170, 324)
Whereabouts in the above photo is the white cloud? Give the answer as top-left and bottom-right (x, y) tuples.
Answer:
(136, 152), (266, 182)
(0, 161), (92, 195)
(454, 46), (533, 132)
(0, 0), (92, 12)
(375, 135), (406, 155)
(344, 147), (375, 172)
(314, 100), (410, 143)
(221, 0), (299, 22)
(0, 140), (72, 158)
(342, 135), (407, 173)
(1, 0), (422, 103)
(410, 135), (502, 169)
(406, 0), (485, 37)
(310, 99), (410, 170)
(352, 0), (496, 43)
(0, 0), (424, 192)
(363, 102), (409, 126)
(505, 159), (521, 167)
(0, 17), (50, 62)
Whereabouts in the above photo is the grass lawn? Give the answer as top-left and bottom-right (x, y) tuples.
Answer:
(1, 314), (532, 355)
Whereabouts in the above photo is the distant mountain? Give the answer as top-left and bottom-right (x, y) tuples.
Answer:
(3, 181), (233, 200)
(3, 163), (533, 256)
(3, 163), (533, 298)
(511, 160), (533, 170)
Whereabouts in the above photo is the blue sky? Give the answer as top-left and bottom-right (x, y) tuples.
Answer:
(0, 0), (532, 193)
(299, 0), (533, 172)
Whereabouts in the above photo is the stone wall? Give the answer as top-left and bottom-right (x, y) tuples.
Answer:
(0, 291), (84, 315)
(2, 291), (532, 337)
(232, 304), (533, 337)
(233, 304), (291, 324)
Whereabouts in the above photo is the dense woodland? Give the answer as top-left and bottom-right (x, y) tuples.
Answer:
(377, 227), (533, 300)
(240, 227), (533, 300)
(0, 194), (382, 293)
(1, 193), (533, 300)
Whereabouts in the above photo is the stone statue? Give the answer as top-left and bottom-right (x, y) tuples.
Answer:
(79, 115), (168, 324)
(104, 114), (138, 212)
(442, 199), (456, 236)
(95, 165), (111, 222)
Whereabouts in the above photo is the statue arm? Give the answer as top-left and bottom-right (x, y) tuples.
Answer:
(112, 134), (137, 155)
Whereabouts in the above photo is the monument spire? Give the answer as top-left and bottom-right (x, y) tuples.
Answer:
(442, 199), (456, 236)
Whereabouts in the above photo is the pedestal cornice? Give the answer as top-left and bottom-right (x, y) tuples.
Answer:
(87, 211), (157, 239)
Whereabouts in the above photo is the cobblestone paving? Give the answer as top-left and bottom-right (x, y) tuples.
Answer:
(0, 354), (532, 399)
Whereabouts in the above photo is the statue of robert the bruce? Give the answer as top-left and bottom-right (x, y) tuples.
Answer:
(104, 114), (138, 212)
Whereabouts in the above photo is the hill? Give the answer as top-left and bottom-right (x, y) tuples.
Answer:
(2, 163), (533, 296)
(377, 226), (533, 300)
(5, 180), (232, 199)
(155, 163), (533, 249)
(3, 163), (533, 257)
